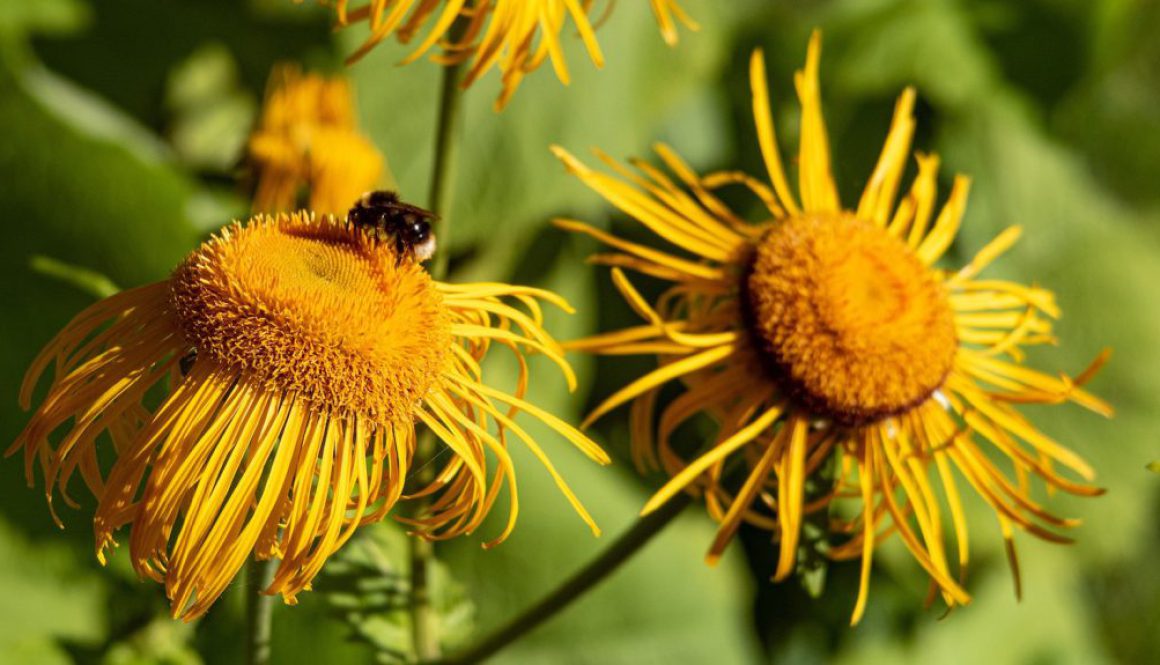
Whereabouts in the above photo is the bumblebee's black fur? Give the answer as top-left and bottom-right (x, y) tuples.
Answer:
(347, 191), (437, 263)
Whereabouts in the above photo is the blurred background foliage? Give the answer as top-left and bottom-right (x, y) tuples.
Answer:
(1, 0), (1158, 663)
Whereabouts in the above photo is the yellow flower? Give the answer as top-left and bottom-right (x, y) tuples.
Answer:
(322, 0), (697, 110)
(10, 213), (607, 620)
(248, 65), (383, 215)
(556, 31), (1111, 623)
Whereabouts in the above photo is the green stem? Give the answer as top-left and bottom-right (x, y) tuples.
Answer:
(410, 34), (467, 663)
(433, 494), (692, 665)
(426, 44), (466, 281)
(409, 434), (442, 662)
(245, 558), (277, 665)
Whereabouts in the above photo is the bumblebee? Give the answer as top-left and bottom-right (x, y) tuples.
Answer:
(347, 190), (437, 263)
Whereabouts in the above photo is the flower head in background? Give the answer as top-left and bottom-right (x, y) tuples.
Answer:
(248, 65), (383, 215)
(11, 221), (605, 620)
(557, 31), (1111, 623)
(319, 0), (697, 110)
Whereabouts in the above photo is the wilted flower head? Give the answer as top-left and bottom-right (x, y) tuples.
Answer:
(317, 0), (697, 110)
(558, 31), (1111, 623)
(248, 65), (383, 214)
(11, 211), (607, 620)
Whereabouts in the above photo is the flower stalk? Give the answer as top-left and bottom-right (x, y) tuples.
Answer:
(245, 557), (277, 665)
(433, 494), (692, 665)
(409, 436), (442, 662)
(410, 19), (468, 661)
(426, 35), (466, 281)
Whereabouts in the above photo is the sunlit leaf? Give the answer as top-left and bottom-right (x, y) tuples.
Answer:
(29, 254), (119, 299)
(315, 523), (474, 663)
(0, 518), (106, 663)
(165, 43), (257, 172)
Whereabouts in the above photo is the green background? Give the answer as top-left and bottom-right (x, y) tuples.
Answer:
(1, 0), (1157, 663)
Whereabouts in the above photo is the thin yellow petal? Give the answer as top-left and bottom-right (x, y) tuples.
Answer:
(749, 49), (800, 215)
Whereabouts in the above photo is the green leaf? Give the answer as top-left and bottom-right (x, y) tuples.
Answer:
(832, 0), (1000, 104)
(0, 30), (204, 659)
(1053, 0), (1160, 206)
(0, 517), (106, 662)
(29, 254), (120, 299)
(315, 523), (475, 663)
(0, 51), (203, 527)
(0, 0), (88, 38)
(28, 0), (334, 129)
(101, 619), (202, 665)
(165, 43), (257, 172)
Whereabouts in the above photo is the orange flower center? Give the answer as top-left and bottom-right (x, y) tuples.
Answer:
(744, 213), (957, 425)
(170, 214), (451, 425)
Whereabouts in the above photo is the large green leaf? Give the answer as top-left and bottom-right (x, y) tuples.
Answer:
(0, 26), (204, 664)
(0, 36), (202, 548)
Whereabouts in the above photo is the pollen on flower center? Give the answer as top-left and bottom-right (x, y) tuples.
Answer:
(170, 213), (452, 425)
(744, 213), (957, 425)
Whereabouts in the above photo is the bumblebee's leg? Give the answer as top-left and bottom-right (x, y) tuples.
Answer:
(395, 235), (407, 266)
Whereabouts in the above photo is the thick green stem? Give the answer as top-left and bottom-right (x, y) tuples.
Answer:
(409, 434), (442, 662)
(245, 558), (277, 665)
(426, 46), (466, 280)
(410, 38), (466, 663)
(433, 494), (692, 665)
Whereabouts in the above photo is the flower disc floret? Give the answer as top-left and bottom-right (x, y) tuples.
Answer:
(745, 213), (957, 425)
(171, 214), (452, 426)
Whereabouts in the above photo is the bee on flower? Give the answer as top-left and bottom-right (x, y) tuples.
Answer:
(10, 67), (608, 621)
